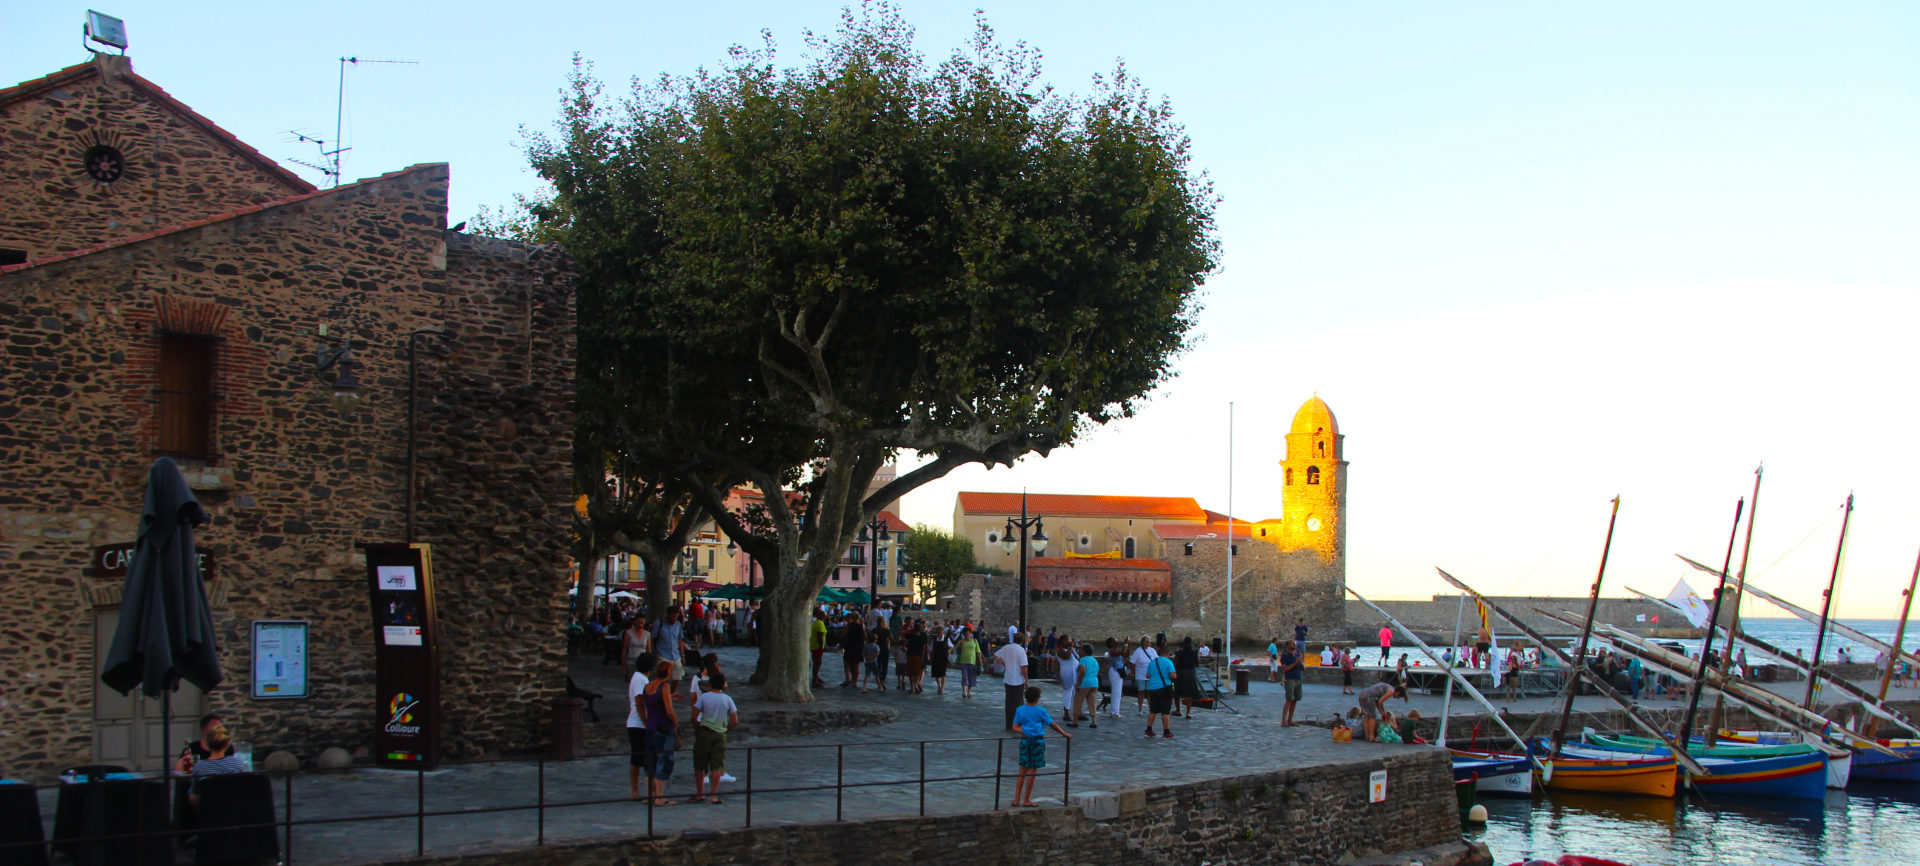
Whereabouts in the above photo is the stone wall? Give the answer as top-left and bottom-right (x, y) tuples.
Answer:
(0, 55), (311, 260)
(391, 749), (1473, 866)
(1346, 595), (1700, 640)
(0, 162), (575, 775)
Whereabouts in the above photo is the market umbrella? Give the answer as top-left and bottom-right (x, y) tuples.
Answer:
(609, 590), (640, 601)
(101, 458), (223, 762)
(674, 579), (725, 593)
(837, 588), (872, 605)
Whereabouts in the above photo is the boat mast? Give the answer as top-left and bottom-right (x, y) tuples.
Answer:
(1707, 464), (1763, 746)
(1804, 494), (1853, 710)
(1867, 546), (1920, 738)
(1437, 592), (1468, 747)
(1553, 497), (1620, 757)
(1680, 497), (1744, 751)
(1349, 587), (1533, 758)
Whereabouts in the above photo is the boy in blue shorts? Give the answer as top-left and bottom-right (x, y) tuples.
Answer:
(1009, 685), (1071, 807)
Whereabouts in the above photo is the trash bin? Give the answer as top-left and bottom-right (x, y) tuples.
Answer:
(550, 697), (586, 760)
(1234, 668), (1251, 696)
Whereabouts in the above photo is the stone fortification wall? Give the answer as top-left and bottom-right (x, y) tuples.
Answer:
(0, 163), (575, 774)
(390, 749), (1474, 866)
(1346, 595), (1700, 640)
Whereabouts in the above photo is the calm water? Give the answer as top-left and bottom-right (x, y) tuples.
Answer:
(1470, 618), (1920, 865)
(1471, 783), (1920, 866)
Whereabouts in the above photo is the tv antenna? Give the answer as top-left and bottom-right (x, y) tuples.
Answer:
(287, 56), (417, 187)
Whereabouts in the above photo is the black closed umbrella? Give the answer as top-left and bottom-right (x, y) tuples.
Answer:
(101, 458), (223, 762)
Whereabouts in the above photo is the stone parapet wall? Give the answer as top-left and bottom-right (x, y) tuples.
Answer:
(1346, 595), (1701, 639)
(386, 749), (1471, 866)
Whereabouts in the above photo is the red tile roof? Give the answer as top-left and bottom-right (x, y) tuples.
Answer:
(875, 510), (911, 533)
(2, 58), (315, 195)
(0, 163), (444, 276)
(957, 492), (1207, 521)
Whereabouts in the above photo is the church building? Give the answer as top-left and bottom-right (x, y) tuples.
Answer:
(950, 396), (1350, 647)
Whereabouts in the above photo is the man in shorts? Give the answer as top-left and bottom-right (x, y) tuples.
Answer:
(691, 671), (738, 803)
(1355, 680), (1407, 742)
(1279, 639), (1305, 727)
(1144, 648), (1178, 739)
(1267, 638), (1281, 683)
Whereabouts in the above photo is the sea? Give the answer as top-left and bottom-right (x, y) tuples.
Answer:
(1471, 617), (1919, 866)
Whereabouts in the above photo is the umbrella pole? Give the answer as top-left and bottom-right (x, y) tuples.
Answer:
(162, 679), (172, 771)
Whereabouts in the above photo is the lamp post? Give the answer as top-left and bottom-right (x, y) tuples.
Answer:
(1001, 493), (1048, 635)
(859, 516), (891, 612)
(726, 541), (761, 591)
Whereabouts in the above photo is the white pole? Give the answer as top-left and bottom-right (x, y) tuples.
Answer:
(1225, 401), (1235, 661)
(1438, 592), (1467, 747)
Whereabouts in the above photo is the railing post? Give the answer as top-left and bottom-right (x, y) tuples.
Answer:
(1064, 734), (1072, 802)
(283, 771), (293, 864)
(537, 758), (546, 846)
(416, 768), (425, 857)
(993, 738), (1004, 810)
(745, 744), (755, 827)
(836, 744), (844, 822)
(919, 740), (927, 816)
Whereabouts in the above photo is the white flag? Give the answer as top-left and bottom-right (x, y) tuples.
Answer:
(1665, 578), (1712, 629)
(1488, 627), (1502, 687)
(1636, 614), (1647, 623)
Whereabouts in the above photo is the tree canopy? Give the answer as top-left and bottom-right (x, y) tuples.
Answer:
(901, 523), (983, 602)
(526, 4), (1217, 700)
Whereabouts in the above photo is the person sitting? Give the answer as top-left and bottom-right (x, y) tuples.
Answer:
(181, 723), (248, 808)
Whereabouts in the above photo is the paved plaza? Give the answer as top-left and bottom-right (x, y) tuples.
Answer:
(36, 644), (1920, 864)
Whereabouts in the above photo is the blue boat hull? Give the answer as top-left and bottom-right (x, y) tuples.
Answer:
(1851, 743), (1920, 782)
(1686, 751), (1828, 801)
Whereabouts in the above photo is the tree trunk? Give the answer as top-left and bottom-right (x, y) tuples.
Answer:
(641, 549), (673, 625)
(755, 575), (816, 702)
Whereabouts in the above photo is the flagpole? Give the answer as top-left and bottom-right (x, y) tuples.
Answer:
(1225, 402), (1235, 661)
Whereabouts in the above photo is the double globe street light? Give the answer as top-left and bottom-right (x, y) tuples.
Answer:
(1001, 495), (1048, 635)
(858, 516), (891, 612)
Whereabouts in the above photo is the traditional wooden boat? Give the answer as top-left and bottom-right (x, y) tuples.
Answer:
(1561, 740), (1826, 801)
(1451, 750), (1534, 796)
(1586, 731), (1809, 759)
(1525, 741), (1678, 798)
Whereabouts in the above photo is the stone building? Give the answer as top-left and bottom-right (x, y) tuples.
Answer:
(951, 396), (1350, 647)
(0, 55), (575, 776)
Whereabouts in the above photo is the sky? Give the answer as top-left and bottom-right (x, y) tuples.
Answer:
(9, 3), (1918, 618)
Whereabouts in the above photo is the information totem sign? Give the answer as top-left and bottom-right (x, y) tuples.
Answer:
(363, 543), (441, 768)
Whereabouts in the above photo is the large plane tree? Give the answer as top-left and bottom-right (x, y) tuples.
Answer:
(529, 5), (1217, 701)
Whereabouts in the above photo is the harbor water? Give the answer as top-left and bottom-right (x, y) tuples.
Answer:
(1467, 618), (1918, 865)
(1472, 783), (1920, 865)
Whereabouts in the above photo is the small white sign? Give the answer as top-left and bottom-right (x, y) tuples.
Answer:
(383, 625), (423, 646)
(377, 565), (418, 591)
(1368, 769), (1387, 803)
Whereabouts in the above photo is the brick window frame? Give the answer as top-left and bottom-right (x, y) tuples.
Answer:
(156, 331), (219, 462)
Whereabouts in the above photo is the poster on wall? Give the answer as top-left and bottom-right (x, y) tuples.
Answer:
(363, 543), (441, 769)
(251, 620), (309, 699)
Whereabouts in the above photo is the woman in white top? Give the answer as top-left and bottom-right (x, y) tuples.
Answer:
(621, 617), (652, 679)
(1106, 640), (1127, 718)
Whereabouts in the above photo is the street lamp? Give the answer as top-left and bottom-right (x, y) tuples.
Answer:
(858, 516), (891, 612)
(1001, 493), (1048, 634)
(725, 541), (760, 590)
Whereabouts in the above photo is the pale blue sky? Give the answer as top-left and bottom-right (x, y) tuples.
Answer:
(9, 3), (1918, 617)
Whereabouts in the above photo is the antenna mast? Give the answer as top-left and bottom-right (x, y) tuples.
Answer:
(289, 56), (417, 187)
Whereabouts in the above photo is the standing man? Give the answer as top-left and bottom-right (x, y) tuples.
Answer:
(1144, 646), (1178, 739)
(1378, 624), (1394, 665)
(997, 632), (1031, 730)
(1266, 637), (1281, 683)
(1294, 619), (1308, 651)
(1129, 636), (1158, 714)
(840, 612), (867, 688)
(1279, 639), (1305, 727)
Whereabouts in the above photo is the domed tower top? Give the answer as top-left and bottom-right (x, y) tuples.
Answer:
(1287, 395), (1342, 461)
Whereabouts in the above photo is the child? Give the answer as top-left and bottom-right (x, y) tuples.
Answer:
(1377, 709), (1404, 743)
(862, 634), (883, 693)
(1009, 685), (1071, 807)
(691, 671), (738, 803)
(1398, 708), (1426, 744)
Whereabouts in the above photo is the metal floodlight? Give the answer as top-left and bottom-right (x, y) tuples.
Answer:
(85, 10), (128, 51)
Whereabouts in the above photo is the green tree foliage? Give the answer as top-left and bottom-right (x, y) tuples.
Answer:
(902, 523), (983, 602)
(527, 3), (1217, 700)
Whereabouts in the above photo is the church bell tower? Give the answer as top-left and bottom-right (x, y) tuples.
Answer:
(1279, 395), (1347, 570)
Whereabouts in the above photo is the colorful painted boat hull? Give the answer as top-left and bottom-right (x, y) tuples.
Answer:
(1565, 740), (1827, 800)
(1851, 741), (1920, 782)
(1452, 752), (1534, 797)
(1523, 743), (1679, 798)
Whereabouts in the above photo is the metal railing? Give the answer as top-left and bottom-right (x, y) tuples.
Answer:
(6, 733), (1071, 864)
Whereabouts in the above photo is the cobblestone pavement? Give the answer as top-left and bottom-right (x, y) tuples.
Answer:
(43, 643), (1920, 865)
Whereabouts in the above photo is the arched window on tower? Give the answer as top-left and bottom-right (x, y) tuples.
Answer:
(1307, 466), (1320, 485)
(1317, 440), (1326, 457)
(1285, 467), (1293, 485)
(1124, 537), (1137, 558)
